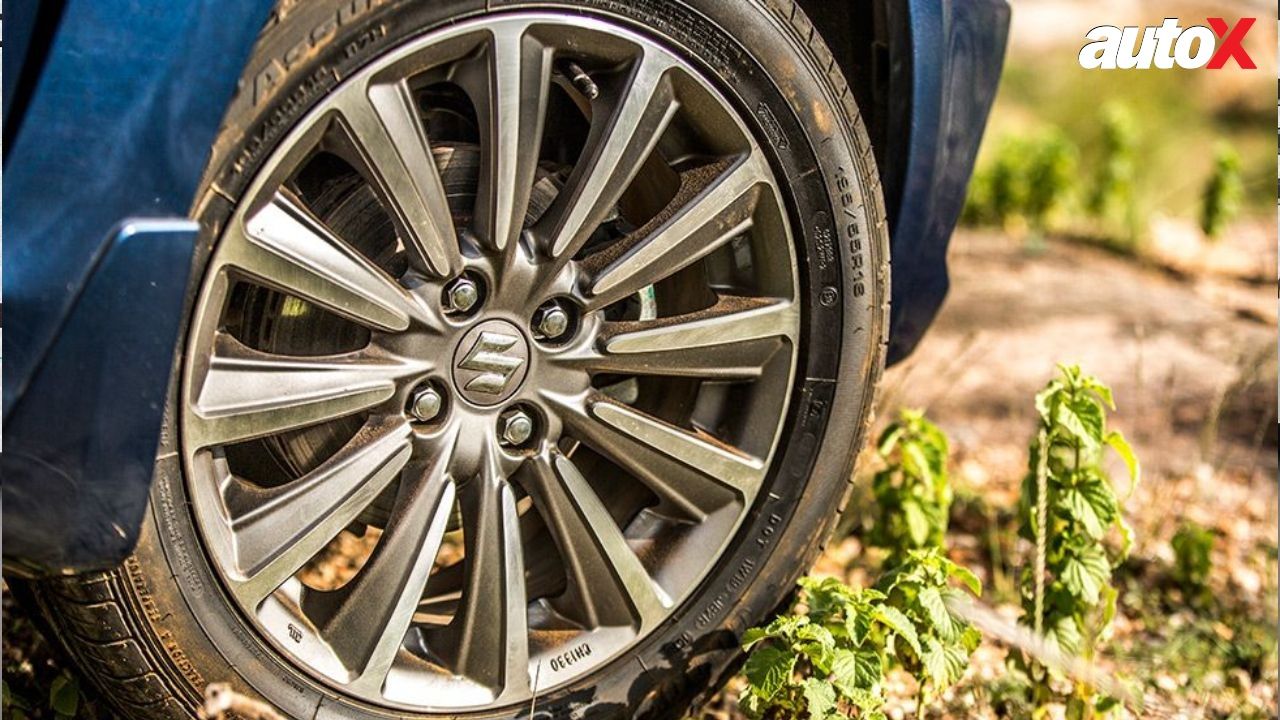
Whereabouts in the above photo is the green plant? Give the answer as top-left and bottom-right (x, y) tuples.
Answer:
(1085, 103), (1143, 248)
(1170, 522), (1215, 595)
(740, 579), (897, 720)
(739, 557), (981, 720)
(1023, 129), (1077, 231)
(1017, 365), (1139, 717)
(1086, 104), (1137, 223)
(876, 550), (984, 706)
(962, 130), (1077, 232)
(1200, 143), (1243, 239)
(963, 136), (1028, 228)
(48, 672), (79, 720)
(868, 410), (952, 565)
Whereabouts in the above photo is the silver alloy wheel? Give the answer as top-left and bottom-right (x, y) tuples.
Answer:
(182, 12), (798, 711)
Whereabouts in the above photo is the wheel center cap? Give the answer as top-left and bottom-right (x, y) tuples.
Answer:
(451, 319), (531, 406)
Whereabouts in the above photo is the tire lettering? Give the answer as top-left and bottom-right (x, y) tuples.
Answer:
(836, 167), (866, 298)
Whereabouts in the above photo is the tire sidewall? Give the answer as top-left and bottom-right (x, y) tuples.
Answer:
(141, 1), (886, 718)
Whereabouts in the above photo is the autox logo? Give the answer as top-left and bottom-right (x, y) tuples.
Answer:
(1079, 18), (1256, 70)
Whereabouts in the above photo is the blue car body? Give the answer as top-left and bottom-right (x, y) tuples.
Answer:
(1, 0), (1009, 575)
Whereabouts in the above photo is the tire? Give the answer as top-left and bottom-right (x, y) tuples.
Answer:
(26, 1), (888, 718)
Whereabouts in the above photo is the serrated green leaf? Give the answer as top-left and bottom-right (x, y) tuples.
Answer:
(874, 605), (921, 655)
(844, 608), (872, 647)
(1056, 397), (1103, 449)
(841, 686), (884, 712)
(1062, 487), (1105, 539)
(941, 641), (973, 686)
(743, 646), (796, 701)
(801, 577), (851, 623)
(903, 499), (930, 547)
(1060, 544), (1111, 604)
(1105, 430), (1140, 493)
(874, 564), (908, 595)
(796, 623), (837, 673)
(741, 626), (770, 649)
(1081, 475), (1118, 518)
(921, 637), (949, 687)
(1081, 375), (1116, 409)
(796, 622), (835, 646)
(830, 648), (882, 697)
(48, 674), (78, 718)
(1043, 615), (1083, 657)
(947, 562), (983, 596)
(801, 678), (837, 720)
(1034, 382), (1062, 424)
(918, 587), (956, 641)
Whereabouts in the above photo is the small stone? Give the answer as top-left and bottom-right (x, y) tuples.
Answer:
(1230, 566), (1262, 596)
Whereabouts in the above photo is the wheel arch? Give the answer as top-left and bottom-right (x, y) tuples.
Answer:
(797, 0), (1010, 364)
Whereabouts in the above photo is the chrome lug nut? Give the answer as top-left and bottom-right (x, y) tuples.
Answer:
(445, 276), (481, 314)
(533, 303), (573, 341)
(410, 385), (444, 422)
(498, 409), (535, 447)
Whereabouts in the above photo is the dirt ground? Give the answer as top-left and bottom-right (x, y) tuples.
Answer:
(703, 225), (1278, 720)
(882, 225), (1275, 497)
(4, 228), (1276, 718)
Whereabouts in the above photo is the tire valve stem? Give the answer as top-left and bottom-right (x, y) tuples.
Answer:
(561, 60), (599, 100)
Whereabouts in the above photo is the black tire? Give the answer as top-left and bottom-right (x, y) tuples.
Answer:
(26, 1), (888, 718)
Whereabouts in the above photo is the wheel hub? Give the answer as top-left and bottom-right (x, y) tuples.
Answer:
(451, 319), (531, 405)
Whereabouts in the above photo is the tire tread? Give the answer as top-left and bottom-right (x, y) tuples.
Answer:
(27, 572), (199, 720)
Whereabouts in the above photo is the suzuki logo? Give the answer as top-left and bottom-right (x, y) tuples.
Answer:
(458, 331), (526, 395)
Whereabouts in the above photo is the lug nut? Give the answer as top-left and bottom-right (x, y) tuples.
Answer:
(445, 276), (481, 314)
(410, 385), (444, 422)
(498, 409), (535, 447)
(533, 304), (572, 341)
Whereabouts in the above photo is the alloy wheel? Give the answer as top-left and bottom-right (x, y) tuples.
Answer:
(182, 12), (799, 711)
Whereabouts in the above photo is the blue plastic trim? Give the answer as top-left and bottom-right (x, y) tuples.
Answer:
(2, 0), (274, 574)
(2, 221), (198, 573)
(886, 0), (1010, 364)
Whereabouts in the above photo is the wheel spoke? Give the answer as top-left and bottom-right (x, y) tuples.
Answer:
(221, 191), (420, 333)
(535, 51), (678, 260)
(552, 394), (763, 517)
(520, 453), (669, 631)
(583, 154), (769, 310)
(428, 450), (529, 697)
(224, 417), (413, 607)
(570, 296), (796, 380)
(188, 334), (420, 448)
(333, 78), (463, 277)
(317, 447), (457, 690)
(471, 25), (553, 252)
